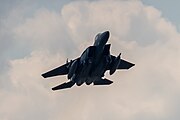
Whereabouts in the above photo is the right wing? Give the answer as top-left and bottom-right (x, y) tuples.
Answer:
(42, 63), (69, 78)
(108, 55), (135, 70)
(118, 59), (135, 69)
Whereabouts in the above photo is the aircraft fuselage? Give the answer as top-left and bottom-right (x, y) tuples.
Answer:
(41, 31), (135, 90)
(72, 31), (110, 86)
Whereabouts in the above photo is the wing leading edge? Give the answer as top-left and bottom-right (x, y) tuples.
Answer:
(118, 59), (135, 69)
(110, 55), (135, 70)
(42, 63), (69, 78)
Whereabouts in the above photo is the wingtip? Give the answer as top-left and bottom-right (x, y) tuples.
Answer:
(130, 63), (135, 68)
(52, 87), (56, 91)
(52, 86), (60, 91)
(41, 73), (47, 78)
(126, 63), (135, 70)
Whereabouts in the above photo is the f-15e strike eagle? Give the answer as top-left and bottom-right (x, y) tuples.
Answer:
(42, 31), (135, 90)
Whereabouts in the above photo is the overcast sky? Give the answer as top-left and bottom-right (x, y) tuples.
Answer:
(0, 0), (180, 120)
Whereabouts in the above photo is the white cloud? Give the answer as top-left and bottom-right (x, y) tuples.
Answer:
(0, 0), (180, 120)
(13, 8), (78, 57)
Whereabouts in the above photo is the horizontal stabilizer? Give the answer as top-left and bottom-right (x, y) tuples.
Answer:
(94, 78), (113, 85)
(52, 81), (75, 90)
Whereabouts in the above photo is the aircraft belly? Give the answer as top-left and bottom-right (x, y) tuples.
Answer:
(75, 61), (92, 85)
(91, 56), (109, 77)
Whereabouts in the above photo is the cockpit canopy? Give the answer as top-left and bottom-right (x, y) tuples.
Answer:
(95, 33), (101, 41)
(94, 33), (101, 46)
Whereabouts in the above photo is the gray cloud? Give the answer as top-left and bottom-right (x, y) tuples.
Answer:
(0, 0), (180, 120)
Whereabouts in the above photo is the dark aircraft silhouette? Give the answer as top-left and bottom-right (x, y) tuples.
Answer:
(42, 31), (135, 90)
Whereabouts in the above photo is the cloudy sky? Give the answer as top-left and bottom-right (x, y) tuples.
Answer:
(0, 0), (180, 120)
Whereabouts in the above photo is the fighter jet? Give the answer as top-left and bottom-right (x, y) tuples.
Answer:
(42, 31), (135, 90)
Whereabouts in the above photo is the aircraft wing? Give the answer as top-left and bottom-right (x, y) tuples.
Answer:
(118, 59), (135, 69)
(110, 55), (135, 69)
(42, 63), (69, 78)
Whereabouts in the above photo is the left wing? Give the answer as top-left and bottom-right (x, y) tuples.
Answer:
(42, 63), (69, 78)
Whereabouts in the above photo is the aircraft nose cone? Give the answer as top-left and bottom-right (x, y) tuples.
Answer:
(104, 31), (109, 38)
(101, 31), (110, 41)
(97, 31), (110, 46)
